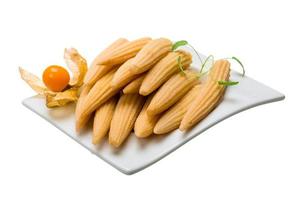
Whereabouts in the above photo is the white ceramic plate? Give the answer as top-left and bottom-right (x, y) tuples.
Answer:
(22, 70), (284, 174)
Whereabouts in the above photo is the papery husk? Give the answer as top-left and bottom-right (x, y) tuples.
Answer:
(64, 48), (87, 87)
(19, 48), (87, 108)
(45, 88), (78, 108)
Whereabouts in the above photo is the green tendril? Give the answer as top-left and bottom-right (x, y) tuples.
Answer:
(223, 56), (245, 76)
(177, 56), (186, 75)
(200, 55), (214, 74)
(172, 40), (203, 64)
(196, 71), (208, 78)
(186, 44), (203, 65)
(173, 40), (245, 85)
(218, 80), (239, 86)
(196, 55), (214, 78)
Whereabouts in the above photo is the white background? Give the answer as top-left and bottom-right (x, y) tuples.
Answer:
(0, 0), (299, 199)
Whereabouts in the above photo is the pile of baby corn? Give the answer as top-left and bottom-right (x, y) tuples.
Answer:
(76, 37), (230, 147)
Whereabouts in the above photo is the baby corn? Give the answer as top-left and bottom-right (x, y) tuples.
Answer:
(123, 74), (146, 94)
(111, 58), (140, 88)
(75, 85), (91, 132)
(98, 37), (152, 66)
(109, 94), (145, 148)
(140, 50), (192, 95)
(180, 60), (230, 131)
(84, 38), (128, 86)
(134, 94), (160, 138)
(207, 59), (230, 81)
(154, 84), (201, 134)
(92, 96), (118, 145)
(129, 38), (172, 75)
(147, 70), (199, 116)
(76, 68), (119, 131)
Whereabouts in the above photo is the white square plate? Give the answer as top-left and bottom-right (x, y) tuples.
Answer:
(22, 71), (284, 174)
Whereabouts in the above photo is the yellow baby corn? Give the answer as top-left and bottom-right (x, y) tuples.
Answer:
(75, 85), (91, 116)
(207, 59), (231, 81)
(111, 58), (140, 88)
(84, 38), (128, 86)
(129, 38), (173, 75)
(76, 68), (119, 131)
(123, 73), (146, 94)
(75, 85), (91, 132)
(134, 94), (160, 138)
(147, 70), (200, 116)
(98, 37), (152, 66)
(140, 50), (192, 95)
(92, 96), (118, 145)
(154, 84), (201, 134)
(180, 60), (230, 131)
(109, 94), (145, 148)
(92, 38), (129, 64)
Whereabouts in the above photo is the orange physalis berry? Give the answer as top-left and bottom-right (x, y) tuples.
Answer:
(42, 65), (70, 92)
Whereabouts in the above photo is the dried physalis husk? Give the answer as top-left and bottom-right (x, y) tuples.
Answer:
(64, 48), (87, 87)
(45, 88), (78, 107)
(19, 48), (87, 108)
(19, 67), (48, 95)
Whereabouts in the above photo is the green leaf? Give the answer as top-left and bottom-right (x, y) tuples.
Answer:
(172, 40), (188, 51)
(177, 56), (186, 75)
(218, 80), (239, 86)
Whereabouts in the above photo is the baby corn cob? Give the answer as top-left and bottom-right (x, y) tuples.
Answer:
(129, 38), (172, 75)
(84, 38), (128, 86)
(134, 94), (160, 138)
(92, 96), (118, 145)
(92, 38), (129, 64)
(75, 85), (91, 132)
(109, 94), (145, 148)
(147, 70), (199, 116)
(98, 37), (152, 66)
(76, 68), (119, 131)
(154, 84), (201, 134)
(180, 60), (230, 131)
(140, 50), (192, 95)
(111, 58), (140, 88)
(208, 59), (231, 81)
(123, 73), (146, 94)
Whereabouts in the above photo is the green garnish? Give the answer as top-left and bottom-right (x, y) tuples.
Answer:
(224, 56), (245, 76)
(172, 40), (203, 64)
(177, 56), (186, 75)
(172, 40), (188, 51)
(199, 55), (214, 74)
(187, 44), (204, 64)
(173, 40), (245, 83)
(196, 71), (208, 78)
(195, 55), (214, 78)
(173, 42), (213, 78)
(218, 80), (239, 86)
